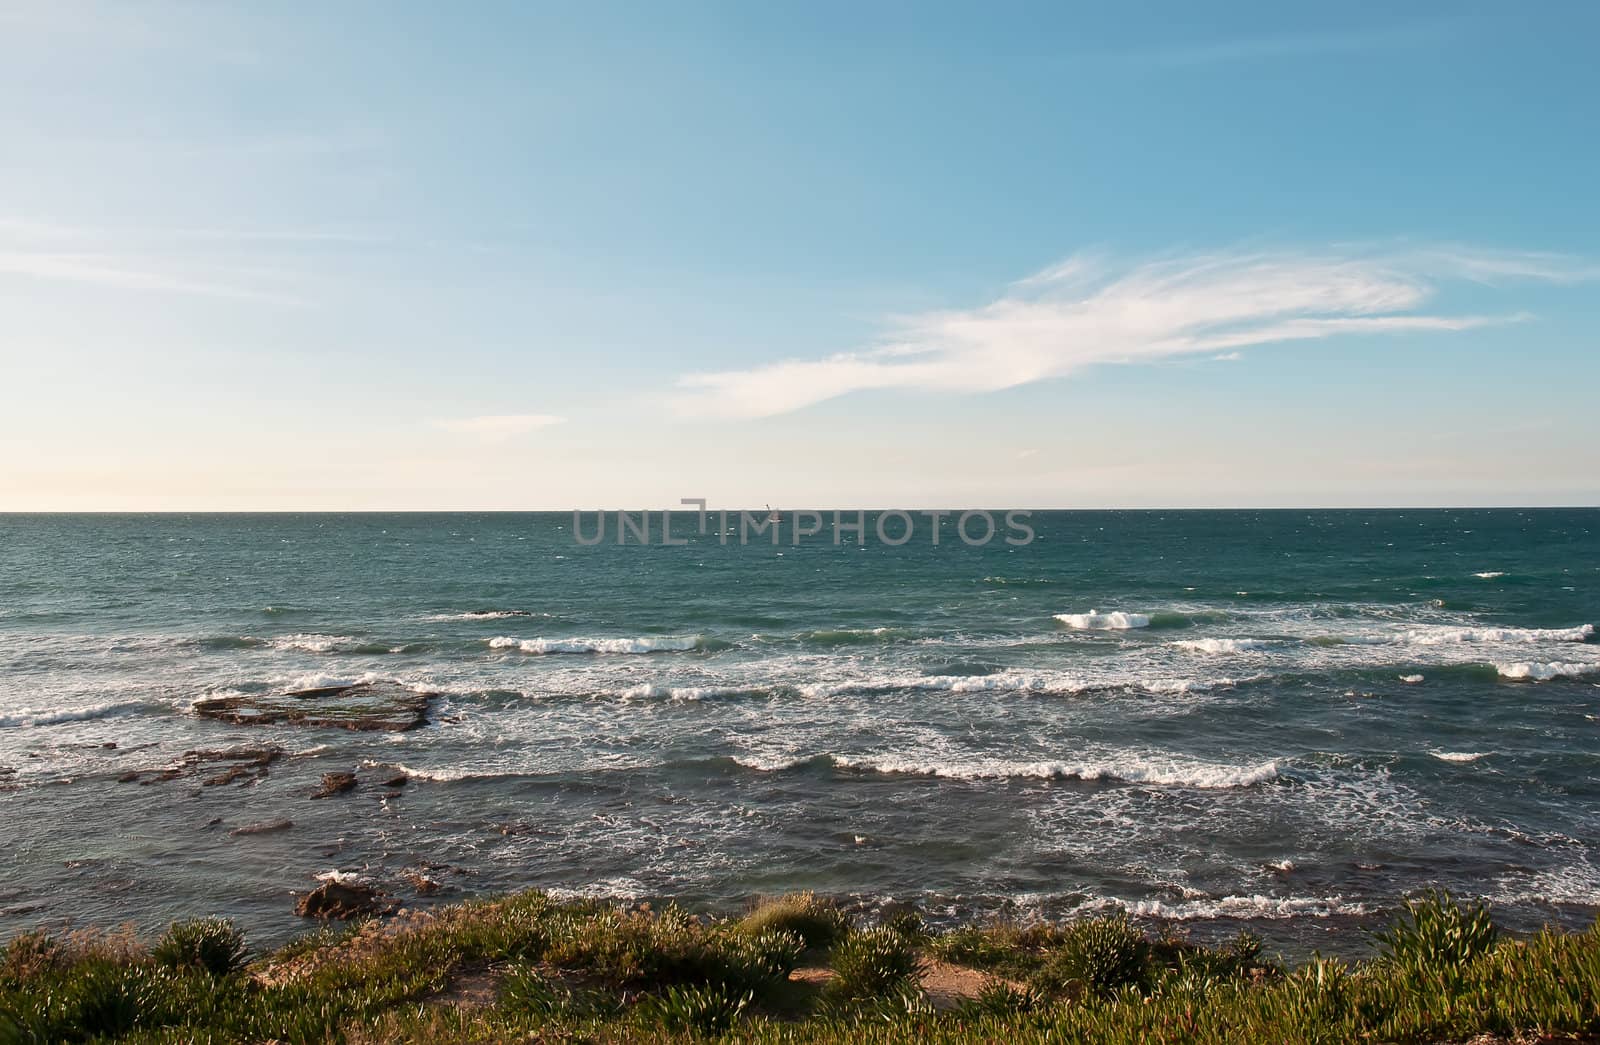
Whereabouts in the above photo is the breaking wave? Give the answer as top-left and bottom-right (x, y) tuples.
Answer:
(827, 752), (1280, 789)
(488, 635), (704, 655)
(1173, 638), (1272, 654)
(1055, 610), (1151, 630)
(1497, 661), (1600, 681)
(1095, 894), (1367, 920)
(0, 700), (152, 730)
(1400, 624), (1592, 645)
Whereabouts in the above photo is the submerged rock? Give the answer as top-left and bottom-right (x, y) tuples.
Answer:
(294, 879), (398, 920)
(119, 746), (283, 786)
(311, 771), (358, 799)
(192, 681), (435, 732)
(230, 818), (294, 836)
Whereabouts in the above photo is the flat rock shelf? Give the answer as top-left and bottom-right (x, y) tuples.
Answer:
(191, 682), (436, 732)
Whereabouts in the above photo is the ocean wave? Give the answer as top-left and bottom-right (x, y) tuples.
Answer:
(1473, 571), (1506, 579)
(0, 699), (151, 730)
(424, 610), (550, 622)
(619, 684), (761, 702)
(1055, 610), (1150, 630)
(193, 633), (423, 655)
(487, 635), (704, 655)
(1095, 894), (1366, 920)
(828, 753), (1280, 789)
(1400, 624), (1593, 645)
(1496, 661), (1600, 681)
(363, 760), (495, 783)
(1431, 751), (1489, 763)
(795, 627), (909, 646)
(1173, 638), (1272, 654)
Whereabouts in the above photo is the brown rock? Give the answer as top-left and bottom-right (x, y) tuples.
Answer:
(294, 879), (397, 920)
(120, 746), (282, 787)
(192, 682), (435, 732)
(401, 869), (442, 895)
(311, 771), (358, 799)
(380, 773), (409, 788)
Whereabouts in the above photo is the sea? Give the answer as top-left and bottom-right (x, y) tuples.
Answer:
(1, 509), (1596, 957)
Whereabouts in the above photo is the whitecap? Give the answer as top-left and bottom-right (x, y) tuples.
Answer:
(1098, 894), (1365, 920)
(1055, 609), (1150, 630)
(487, 635), (701, 655)
(1173, 638), (1270, 654)
(1400, 624), (1592, 645)
(1473, 571), (1506, 579)
(829, 752), (1279, 789)
(1431, 751), (1489, 763)
(0, 699), (150, 730)
(1497, 661), (1600, 681)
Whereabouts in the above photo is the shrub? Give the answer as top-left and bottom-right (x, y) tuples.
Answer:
(738, 893), (852, 951)
(499, 964), (616, 1020)
(59, 963), (155, 1040)
(726, 929), (805, 985)
(1277, 956), (1356, 1029)
(828, 927), (925, 1000)
(881, 907), (928, 943)
(1035, 914), (1150, 998)
(0, 932), (62, 982)
(956, 979), (1048, 1017)
(152, 918), (249, 977)
(636, 982), (752, 1036)
(1376, 891), (1498, 977)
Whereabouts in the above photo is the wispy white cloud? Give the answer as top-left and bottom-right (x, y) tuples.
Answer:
(0, 250), (302, 302)
(431, 414), (567, 440)
(0, 215), (375, 303)
(676, 247), (1588, 420)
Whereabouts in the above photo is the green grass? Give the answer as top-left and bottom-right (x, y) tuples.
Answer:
(1, 891), (1596, 1044)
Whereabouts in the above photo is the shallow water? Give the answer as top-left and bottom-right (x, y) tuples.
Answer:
(1, 510), (1596, 956)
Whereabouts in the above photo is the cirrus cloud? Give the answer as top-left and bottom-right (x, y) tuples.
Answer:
(431, 414), (566, 440)
(675, 246), (1588, 419)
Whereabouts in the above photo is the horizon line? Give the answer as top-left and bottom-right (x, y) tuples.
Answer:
(1, 504), (1598, 515)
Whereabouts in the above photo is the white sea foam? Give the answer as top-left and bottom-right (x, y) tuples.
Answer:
(1497, 660), (1600, 681)
(1431, 751), (1489, 763)
(619, 684), (748, 702)
(313, 869), (368, 884)
(1174, 638), (1271, 654)
(1492, 864), (1600, 906)
(1097, 894), (1366, 920)
(1474, 571), (1506, 579)
(267, 633), (355, 653)
(830, 752), (1279, 789)
(1399, 674), (1425, 684)
(371, 761), (487, 782)
(730, 752), (814, 772)
(488, 635), (701, 655)
(1400, 624), (1593, 645)
(424, 610), (549, 621)
(1055, 609), (1150, 630)
(0, 699), (150, 729)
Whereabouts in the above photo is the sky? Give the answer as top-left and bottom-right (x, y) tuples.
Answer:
(1, 0), (1598, 510)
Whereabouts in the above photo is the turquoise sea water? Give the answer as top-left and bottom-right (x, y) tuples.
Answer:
(1, 510), (1597, 954)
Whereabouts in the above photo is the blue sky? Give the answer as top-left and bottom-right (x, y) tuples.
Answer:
(2, 1), (1597, 509)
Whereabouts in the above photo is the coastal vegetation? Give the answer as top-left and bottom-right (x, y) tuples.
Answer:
(2, 890), (1596, 1043)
